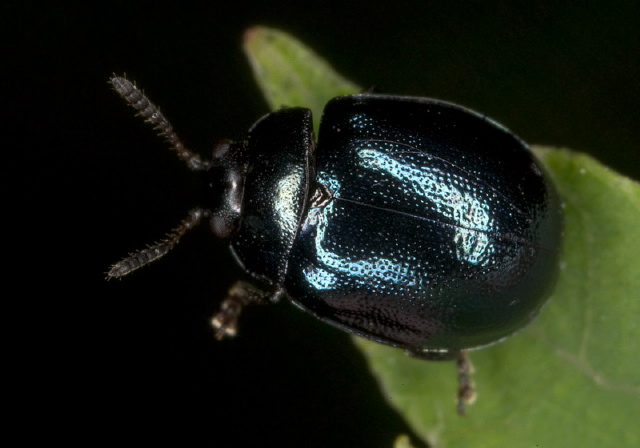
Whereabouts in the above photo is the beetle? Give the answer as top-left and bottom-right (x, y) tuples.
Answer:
(107, 76), (562, 415)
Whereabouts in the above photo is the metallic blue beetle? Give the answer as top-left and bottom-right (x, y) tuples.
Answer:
(108, 76), (562, 414)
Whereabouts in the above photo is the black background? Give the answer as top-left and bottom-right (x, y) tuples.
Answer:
(6, 1), (639, 447)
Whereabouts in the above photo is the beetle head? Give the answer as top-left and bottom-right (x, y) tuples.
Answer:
(204, 140), (247, 239)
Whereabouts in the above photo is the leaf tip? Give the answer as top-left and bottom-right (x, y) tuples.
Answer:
(242, 25), (265, 45)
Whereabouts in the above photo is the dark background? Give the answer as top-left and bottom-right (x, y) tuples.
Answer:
(5, 1), (639, 447)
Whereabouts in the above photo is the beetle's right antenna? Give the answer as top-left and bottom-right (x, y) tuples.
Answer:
(109, 75), (211, 171)
(107, 208), (209, 279)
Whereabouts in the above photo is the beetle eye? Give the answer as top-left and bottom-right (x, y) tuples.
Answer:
(203, 164), (245, 239)
(210, 214), (235, 238)
(211, 139), (231, 160)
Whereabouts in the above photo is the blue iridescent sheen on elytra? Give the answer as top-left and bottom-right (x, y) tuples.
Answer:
(227, 94), (561, 355)
(278, 95), (561, 353)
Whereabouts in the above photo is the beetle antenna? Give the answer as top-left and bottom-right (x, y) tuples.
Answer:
(110, 75), (211, 171)
(107, 208), (208, 279)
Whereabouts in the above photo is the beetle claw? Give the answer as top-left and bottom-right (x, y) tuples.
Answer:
(211, 298), (242, 340)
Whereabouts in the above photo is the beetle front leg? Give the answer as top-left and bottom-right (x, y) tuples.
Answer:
(211, 281), (278, 340)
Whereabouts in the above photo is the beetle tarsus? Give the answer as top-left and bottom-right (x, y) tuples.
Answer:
(211, 281), (272, 340)
(107, 208), (207, 279)
(456, 351), (476, 416)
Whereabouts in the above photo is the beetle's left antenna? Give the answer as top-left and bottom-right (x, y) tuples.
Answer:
(109, 75), (211, 171)
(107, 76), (212, 279)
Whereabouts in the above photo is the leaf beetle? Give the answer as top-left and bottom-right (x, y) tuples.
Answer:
(107, 76), (562, 414)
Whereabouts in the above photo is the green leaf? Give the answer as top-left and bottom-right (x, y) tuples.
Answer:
(243, 26), (360, 133)
(355, 148), (640, 447)
(244, 26), (640, 447)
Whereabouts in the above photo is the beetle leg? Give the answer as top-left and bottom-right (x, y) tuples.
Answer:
(456, 351), (476, 416)
(405, 348), (476, 415)
(211, 281), (273, 340)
